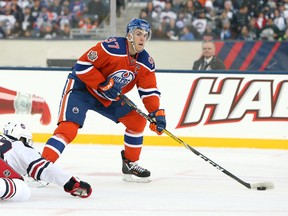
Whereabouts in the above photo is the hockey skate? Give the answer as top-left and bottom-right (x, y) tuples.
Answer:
(121, 150), (151, 183)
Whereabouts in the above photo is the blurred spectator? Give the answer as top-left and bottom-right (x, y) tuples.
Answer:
(192, 11), (207, 38)
(179, 26), (195, 41)
(216, 9), (230, 30)
(57, 6), (73, 31)
(219, 19), (232, 40)
(141, 1), (163, 38)
(117, 0), (125, 17)
(255, 11), (267, 33)
(17, 0), (31, 9)
(153, 0), (166, 12)
(260, 17), (280, 41)
(171, 0), (183, 13)
(237, 25), (254, 40)
(191, 0), (204, 18)
(213, 0), (226, 13)
(36, 5), (57, 38)
(159, 0), (177, 39)
(278, 28), (288, 41)
(247, 17), (259, 39)
(0, 5), (16, 38)
(49, 0), (62, 15)
(85, 0), (107, 24)
(21, 6), (36, 37)
(30, 0), (42, 22)
(78, 15), (98, 33)
(204, 0), (217, 29)
(40, 21), (55, 39)
(181, 0), (195, 26)
(57, 22), (71, 39)
(273, 8), (286, 33)
(67, 0), (86, 28)
(10, 0), (24, 37)
(233, 4), (250, 36)
(174, 10), (187, 37)
(278, 2), (288, 21)
(221, 0), (234, 22)
(70, 0), (85, 16)
(202, 24), (220, 40)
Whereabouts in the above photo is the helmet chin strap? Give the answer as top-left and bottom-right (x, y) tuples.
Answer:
(128, 32), (145, 54)
(128, 33), (137, 53)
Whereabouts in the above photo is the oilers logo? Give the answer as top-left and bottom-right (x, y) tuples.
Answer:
(108, 70), (135, 88)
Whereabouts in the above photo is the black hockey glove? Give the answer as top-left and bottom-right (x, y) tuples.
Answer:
(64, 177), (92, 198)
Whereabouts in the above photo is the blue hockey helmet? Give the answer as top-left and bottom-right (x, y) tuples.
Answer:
(126, 18), (151, 40)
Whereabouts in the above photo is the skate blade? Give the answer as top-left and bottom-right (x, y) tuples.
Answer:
(122, 174), (151, 183)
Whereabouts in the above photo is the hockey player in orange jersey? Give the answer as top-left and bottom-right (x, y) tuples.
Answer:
(42, 18), (166, 183)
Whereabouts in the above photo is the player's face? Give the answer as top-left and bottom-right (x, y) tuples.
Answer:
(202, 42), (215, 58)
(131, 29), (149, 53)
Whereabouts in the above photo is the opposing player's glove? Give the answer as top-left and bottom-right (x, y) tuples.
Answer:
(98, 78), (121, 101)
(64, 177), (92, 198)
(148, 109), (166, 135)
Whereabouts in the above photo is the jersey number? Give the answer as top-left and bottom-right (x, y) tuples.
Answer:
(106, 38), (120, 49)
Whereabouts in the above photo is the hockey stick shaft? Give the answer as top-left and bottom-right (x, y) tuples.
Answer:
(119, 94), (261, 189)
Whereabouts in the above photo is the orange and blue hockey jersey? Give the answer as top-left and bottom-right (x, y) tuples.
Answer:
(69, 37), (161, 113)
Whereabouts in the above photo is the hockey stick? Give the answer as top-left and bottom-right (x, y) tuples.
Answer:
(119, 94), (274, 190)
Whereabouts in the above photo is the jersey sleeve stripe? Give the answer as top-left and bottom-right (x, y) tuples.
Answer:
(138, 87), (161, 99)
(27, 158), (50, 180)
(73, 63), (94, 75)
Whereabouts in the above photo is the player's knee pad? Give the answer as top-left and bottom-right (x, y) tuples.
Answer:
(54, 121), (79, 143)
(119, 110), (147, 133)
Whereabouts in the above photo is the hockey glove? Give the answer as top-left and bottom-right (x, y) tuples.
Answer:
(64, 177), (92, 198)
(148, 109), (166, 135)
(98, 78), (121, 101)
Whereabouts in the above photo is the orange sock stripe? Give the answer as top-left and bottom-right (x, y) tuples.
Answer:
(42, 147), (60, 163)
(124, 146), (142, 162)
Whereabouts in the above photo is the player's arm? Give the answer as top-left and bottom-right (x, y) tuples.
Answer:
(137, 70), (166, 135)
(13, 143), (92, 198)
(72, 44), (107, 89)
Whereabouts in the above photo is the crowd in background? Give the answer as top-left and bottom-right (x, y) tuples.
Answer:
(0, 0), (124, 39)
(139, 0), (288, 41)
(1, 0), (288, 41)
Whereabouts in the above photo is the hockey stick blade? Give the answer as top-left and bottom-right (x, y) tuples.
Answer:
(119, 94), (274, 190)
(250, 182), (274, 190)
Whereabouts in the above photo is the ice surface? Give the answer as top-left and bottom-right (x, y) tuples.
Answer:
(1, 144), (287, 216)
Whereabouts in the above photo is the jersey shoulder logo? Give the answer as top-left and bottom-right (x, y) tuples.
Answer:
(87, 50), (98, 62)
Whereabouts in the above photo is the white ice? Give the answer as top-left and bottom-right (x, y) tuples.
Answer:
(1, 143), (287, 216)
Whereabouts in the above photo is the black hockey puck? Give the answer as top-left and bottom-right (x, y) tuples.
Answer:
(257, 187), (266, 190)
